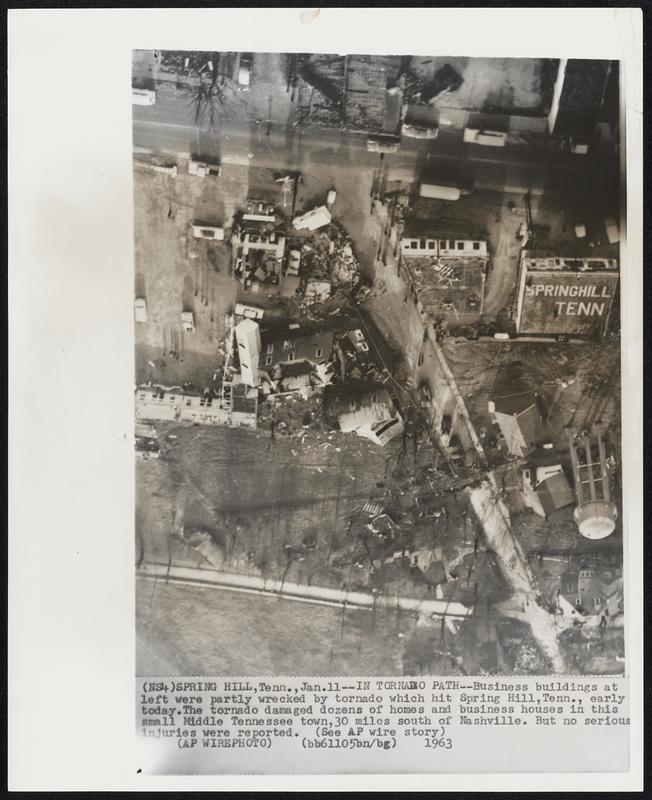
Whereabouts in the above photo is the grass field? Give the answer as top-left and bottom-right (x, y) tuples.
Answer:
(136, 577), (410, 676)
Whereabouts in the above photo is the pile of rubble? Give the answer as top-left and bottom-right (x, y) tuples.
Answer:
(257, 391), (325, 436)
(300, 222), (360, 299)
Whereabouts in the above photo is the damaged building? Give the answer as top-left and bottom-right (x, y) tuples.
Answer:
(324, 382), (404, 446)
(489, 391), (548, 458)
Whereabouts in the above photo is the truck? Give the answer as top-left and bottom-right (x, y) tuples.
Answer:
(418, 183), (468, 201)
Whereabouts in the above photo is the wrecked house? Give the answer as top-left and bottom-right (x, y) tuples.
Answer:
(489, 391), (548, 457)
(229, 377), (258, 429)
(304, 277), (332, 305)
(262, 359), (333, 396)
(324, 382), (404, 446)
(522, 464), (575, 518)
(292, 205), (332, 232)
(233, 212), (286, 294)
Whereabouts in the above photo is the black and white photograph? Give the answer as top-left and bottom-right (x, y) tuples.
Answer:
(9, 7), (643, 789)
(133, 49), (625, 678)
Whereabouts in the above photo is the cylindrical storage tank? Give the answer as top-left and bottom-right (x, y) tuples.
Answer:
(574, 500), (618, 540)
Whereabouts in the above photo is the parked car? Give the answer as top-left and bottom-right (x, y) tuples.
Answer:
(326, 189), (337, 207)
(463, 128), (507, 147)
(181, 311), (195, 333)
(574, 220), (587, 238)
(569, 137), (589, 155)
(366, 136), (400, 154)
(238, 53), (253, 88)
(132, 88), (156, 106)
(191, 223), (224, 240)
(402, 124), (439, 140)
(286, 249), (301, 276)
(604, 217), (620, 244)
(134, 297), (147, 323)
(188, 160), (221, 178)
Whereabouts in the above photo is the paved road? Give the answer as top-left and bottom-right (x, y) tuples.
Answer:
(138, 561), (474, 618)
(133, 84), (619, 200)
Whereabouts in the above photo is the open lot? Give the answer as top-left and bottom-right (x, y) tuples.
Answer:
(410, 56), (555, 116)
(136, 419), (509, 609)
(136, 577), (408, 676)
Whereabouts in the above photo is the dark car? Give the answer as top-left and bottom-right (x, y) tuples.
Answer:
(420, 64), (464, 103)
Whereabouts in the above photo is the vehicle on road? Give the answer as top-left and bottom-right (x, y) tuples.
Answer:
(402, 124), (439, 140)
(191, 223), (225, 240)
(238, 53), (253, 88)
(604, 217), (620, 244)
(326, 189), (337, 207)
(188, 160), (221, 178)
(134, 297), (147, 323)
(132, 88), (156, 106)
(493, 332), (510, 340)
(366, 135), (400, 154)
(574, 220), (587, 238)
(418, 183), (468, 201)
(569, 137), (589, 155)
(181, 311), (195, 333)
(463, 128), (507, 147)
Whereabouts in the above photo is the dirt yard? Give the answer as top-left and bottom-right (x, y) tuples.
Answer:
(133, 160), (250, 389)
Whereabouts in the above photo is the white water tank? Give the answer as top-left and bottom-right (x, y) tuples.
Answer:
(574, 500), (618, 540)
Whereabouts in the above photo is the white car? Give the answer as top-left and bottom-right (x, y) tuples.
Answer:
(569, 138), (589, 155)
(132, 88), (156, 106)
(604, 217), (620, 244)
(463, 128), (507, 147)
(188, 160), (221, 178)
(238, 53), (253, 88)
(287, 249), (301, 276)
(191, 223), (224, 240)
(366, 137), (400, 153)
(134, 297), (147, 323)
(326, 189), (337, 206)
(181, 311), (195, 333)
(402, 124), (439, 140)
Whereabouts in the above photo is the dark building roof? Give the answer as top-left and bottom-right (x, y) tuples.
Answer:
(260, 330), (334, 368)
(494, 391), (538, 417)
(278, 360), (313, 378)
(536, 470), (575, 517)
(494, 392), (547, 453)
(553, 59), (614, 138)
